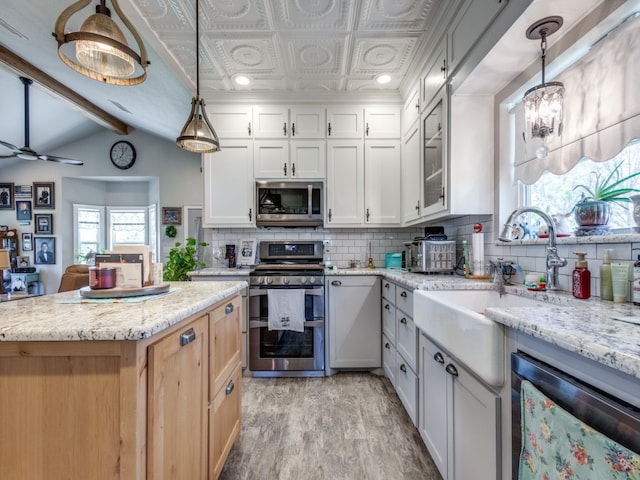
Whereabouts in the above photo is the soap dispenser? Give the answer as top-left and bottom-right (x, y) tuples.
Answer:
(600, 249), (613, 301)
(572, 252), (590, 299)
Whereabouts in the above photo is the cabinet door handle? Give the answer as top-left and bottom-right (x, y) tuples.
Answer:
(248, 208), (252, 221)
(440, 186), (445, 205)
(441, 59), (447, 79)
(433, 352), (445, 364)
(445, 363), (459, 377)
(415, 200), (420, 212)
(400, 291), (407, 298)
(225, 379), (235, 396)
(292, 122), (296, 136)
(400, 363), (407, 373)
(327, 122), (332, 136)
(365, 122), (370, 136)
(366, 208), (370, 222)
(292, 162), (296, 177)
(248, 122), (252, 136)
(283, 122), (287, 136)
(384, 303), (390, 310)
(225, 303), (234, 314)
(400, 317), (407, 325)
(328, 208), (332, 222)
(385, 342), (390, 349)
(331, 280), (342, 286)
(180, 328), (196, 346)
(384, 282), (390, 289)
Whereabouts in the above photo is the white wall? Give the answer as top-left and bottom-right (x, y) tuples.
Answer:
(0, 127), (202, 294)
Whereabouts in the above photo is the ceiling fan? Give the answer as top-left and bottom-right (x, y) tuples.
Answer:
(0, 76), (83, 165)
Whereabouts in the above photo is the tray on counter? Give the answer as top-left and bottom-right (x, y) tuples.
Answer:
(79, 283), (170, 299)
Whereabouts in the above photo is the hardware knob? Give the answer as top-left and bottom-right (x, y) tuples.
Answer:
(300, 277), (307, 284)
(308, 276), (316, 283)
(266, 277), (274, 285)
(282, 277), (290, 285)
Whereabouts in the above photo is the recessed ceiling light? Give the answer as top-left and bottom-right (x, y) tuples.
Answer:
(376, 74), (391, 85)
(234, 75), (251, 86)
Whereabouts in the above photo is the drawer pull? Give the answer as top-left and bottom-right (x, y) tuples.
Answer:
(384, 282), (390, 289)
(433, 352), (445, 364)
(400, 291), (408, 298)
(385, 342), (390, 349)
(225, 380), (235, 396)
(180, 328), (196, 346)
(384, 303), (390, 310)
(225, 303), (234, 314)
(400, 317), (407, 325)
(445, 363), (459, 377)
(331, 280), (342, 286)
(400, 363), (407, 373)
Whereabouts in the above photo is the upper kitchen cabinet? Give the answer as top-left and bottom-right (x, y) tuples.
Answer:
(364, 107), (401, 139)
(402, 86), (421, 136)
(252, 106), (325, 138)
(208, 105), (253, 139)
(401, 123), (422, 224)
(421, 90), (447, 218)
(447, 0), (507, 78)
(421, 39), (447, 109)
(203, 140), (255, 227)
(364, 140), (401, 225)
(254, 140), (325, 179)
(326, 107), (363, 139)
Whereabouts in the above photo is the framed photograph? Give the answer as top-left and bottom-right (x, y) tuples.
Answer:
(22, 232), (33, 251)
(16, 200), (32, 221)
(17, 256), (30, 268)
(0, 183), (14, 209)
(34, 236), (55, 265)
(35, 214), (53, 234)
(162, 207), (182, 225)
(33, 182), (54, 208)
(238, 238), (257, 266)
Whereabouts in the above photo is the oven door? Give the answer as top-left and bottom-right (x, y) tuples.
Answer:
(249, 286), (325, 375)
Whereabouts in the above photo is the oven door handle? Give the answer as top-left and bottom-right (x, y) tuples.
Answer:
(249, 319), (324, 329)
(249, 287), (324, 296)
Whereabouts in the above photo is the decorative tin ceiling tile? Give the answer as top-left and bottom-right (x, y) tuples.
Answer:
(351, 37), (417, 75)
(271, 0), (354, 31)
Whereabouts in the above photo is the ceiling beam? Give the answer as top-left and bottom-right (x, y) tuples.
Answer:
(0, 45), (129, 135)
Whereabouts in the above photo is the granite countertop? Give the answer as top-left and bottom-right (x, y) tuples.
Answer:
(189, 267), (253, 276)
(0, 281), (247, 342)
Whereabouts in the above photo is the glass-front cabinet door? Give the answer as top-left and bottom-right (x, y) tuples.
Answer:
(422, 89), (447, 217)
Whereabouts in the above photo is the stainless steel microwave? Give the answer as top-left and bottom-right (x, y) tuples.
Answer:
(256, 181), (324, 227)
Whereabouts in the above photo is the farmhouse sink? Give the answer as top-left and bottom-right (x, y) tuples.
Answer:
(413, 289), (548, 386)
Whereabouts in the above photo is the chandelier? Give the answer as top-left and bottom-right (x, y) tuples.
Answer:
(176, 0), (220, 153)
(54, 0), (149, 86)
(523, 16), (564, 158)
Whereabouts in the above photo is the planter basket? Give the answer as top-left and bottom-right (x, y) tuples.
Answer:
(574, 201), (611, 227)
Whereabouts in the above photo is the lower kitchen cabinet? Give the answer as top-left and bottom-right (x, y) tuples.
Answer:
(327, 275), (381, 371)
(0, 294), (242, 480)
(419, 333), (499, 480)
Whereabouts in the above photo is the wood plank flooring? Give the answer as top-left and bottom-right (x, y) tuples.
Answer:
(219, 372), (443, 480)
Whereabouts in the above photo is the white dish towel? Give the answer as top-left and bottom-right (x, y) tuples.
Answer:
(267, 289), (306, 332)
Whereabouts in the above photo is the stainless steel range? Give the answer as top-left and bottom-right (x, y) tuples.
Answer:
(249, 241), (325, 377)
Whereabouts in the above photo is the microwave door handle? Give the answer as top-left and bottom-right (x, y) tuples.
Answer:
(308, 184), (312, 218)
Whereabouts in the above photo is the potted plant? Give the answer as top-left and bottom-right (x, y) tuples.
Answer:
(163, 237), (209, 281)
(572, 162), (640, 227)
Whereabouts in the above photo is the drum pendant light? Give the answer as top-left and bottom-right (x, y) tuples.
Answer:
(54, 0), (149, 85)
(523, 16), (565, 159)
(176, 0), (220, 153)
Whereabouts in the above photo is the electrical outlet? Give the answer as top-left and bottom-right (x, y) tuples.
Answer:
(323, 240), (331, 253)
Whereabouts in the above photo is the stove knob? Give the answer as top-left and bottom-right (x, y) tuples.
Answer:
(282, 277), (290, 285)
(255, 276), (263, 285)
(308, 276), (316, 284)
(266, 277), (274, 285)
(299, 277), (308, 284)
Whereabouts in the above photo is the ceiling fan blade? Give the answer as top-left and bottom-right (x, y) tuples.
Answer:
(0, 140), (20, 154)
(0, 153), (18, 159)
(38, 154), (84, 166)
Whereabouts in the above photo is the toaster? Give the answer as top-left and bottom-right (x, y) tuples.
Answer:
(406, 237), (455, 273)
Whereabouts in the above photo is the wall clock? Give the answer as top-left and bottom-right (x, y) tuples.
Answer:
(110, 141), (136, 170)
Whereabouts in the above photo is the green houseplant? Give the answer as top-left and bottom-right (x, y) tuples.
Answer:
(163, 237), (209, 281)
(572, 161), (640, 227)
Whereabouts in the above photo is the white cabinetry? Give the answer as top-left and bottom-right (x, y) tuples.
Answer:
(327, 276), (381, 372)
(364, 107), (401, 139)
(326, 107), (363, 139)
(421, 38), (447, 108)
(401, 124), (421, 224)
(290, 107), (326, 138)
(402, 87), (421, 136)
(364, 140), (401, 225)
(208, 105), (253, 138)
(382, 280), (418, 425)
(253, 106), (325, 138)
(419, 333), (499, 480)
(203, 141), (254, 227)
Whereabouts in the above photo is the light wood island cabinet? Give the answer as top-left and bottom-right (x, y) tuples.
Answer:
(0, 287), (243, 480)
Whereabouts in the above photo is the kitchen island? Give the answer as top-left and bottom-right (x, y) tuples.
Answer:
(0, 281), (246, 480)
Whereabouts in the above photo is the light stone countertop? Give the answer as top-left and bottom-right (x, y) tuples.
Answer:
(189, 267), (253, 276)
(0, 281), (247, 342)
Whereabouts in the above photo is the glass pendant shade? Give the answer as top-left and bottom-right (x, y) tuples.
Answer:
(76, 12), (135, 76)
(176, 97), (220, 153)
(523, 81), (564, 141)
(54, 0), (149, 85)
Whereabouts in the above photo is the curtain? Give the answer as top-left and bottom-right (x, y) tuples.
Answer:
(514, 14), (640, 185)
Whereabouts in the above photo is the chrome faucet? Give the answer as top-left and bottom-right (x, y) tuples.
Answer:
(499, 207), (567, 291)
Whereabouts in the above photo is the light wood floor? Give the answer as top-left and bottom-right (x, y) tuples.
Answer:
(219, 372), (443, 480)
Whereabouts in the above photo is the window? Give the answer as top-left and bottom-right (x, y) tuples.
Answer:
(73, 204), (157, 263)
(527, 141), (640, 231)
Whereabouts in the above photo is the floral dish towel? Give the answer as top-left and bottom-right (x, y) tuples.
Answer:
(519, 379), (640, 479)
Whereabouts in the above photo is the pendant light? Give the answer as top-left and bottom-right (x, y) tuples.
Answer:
(54, 0), (149, 85)
(176, 0), (220, 153)
(523, 16), (564, 159)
